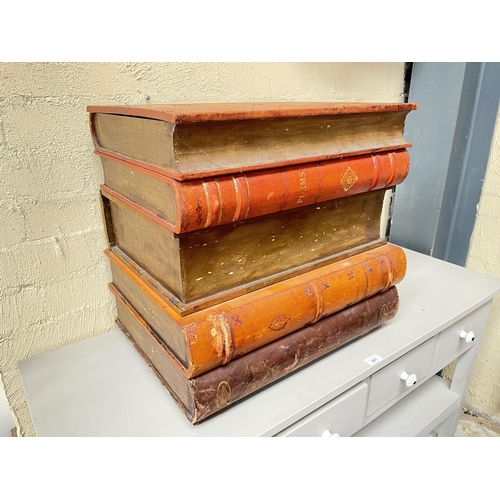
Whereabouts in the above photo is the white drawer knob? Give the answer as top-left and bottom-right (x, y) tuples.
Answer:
(460, 330), (475, 343)
(400, 371), (417, 387)
(321, 430), (340, 438)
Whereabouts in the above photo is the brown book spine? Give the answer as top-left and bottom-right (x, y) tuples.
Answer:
(113, 284), (400, 424)
(106, 243), (407, 378)
(99, 149), (409, 234)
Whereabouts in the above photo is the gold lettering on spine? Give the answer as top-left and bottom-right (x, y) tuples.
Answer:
(296, 171), (306, 203)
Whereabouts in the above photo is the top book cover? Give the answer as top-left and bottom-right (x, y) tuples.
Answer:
(87, 102), (417, 180)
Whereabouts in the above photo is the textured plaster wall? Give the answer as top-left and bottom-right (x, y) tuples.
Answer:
(0, 62), (406, 436)
(462, 107), (500, 422)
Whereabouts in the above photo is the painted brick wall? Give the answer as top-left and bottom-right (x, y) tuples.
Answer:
(463, 107), (500, 422)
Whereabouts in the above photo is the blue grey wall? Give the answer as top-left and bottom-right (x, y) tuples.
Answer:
(389, 62), (500, 266)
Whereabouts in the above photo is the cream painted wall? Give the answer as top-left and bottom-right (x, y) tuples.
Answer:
(0, 62), (406, 436)
(462, 106), (500, 423)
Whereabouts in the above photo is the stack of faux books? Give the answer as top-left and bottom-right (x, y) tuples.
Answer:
(87, 102), (417, 424)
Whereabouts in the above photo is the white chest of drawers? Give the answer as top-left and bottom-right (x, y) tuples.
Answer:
(18, 249), (500, 437)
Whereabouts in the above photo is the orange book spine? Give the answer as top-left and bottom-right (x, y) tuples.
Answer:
(99, 149), (409, 234)
(106, 243), (407, 378)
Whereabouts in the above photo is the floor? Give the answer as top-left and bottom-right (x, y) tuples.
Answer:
(454, 412), (500, 437)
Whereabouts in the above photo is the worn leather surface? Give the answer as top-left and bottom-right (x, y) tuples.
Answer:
(115, 286), (399, 423)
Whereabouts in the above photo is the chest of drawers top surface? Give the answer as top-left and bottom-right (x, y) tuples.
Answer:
(18, 249), (500, 437)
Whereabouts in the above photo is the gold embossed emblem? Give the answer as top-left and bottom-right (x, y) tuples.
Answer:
(341, 167), (358, 192)
(379, 304), (389, 323)
(216, 381), (232, 407)
(269, 314), (289, 331)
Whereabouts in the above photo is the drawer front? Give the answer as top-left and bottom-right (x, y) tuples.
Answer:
(275, 382), (368, 437)
(434, 302), (490, 368)
(366, 338), (435, 416)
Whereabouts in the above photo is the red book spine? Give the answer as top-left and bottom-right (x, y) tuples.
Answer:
(178, 150), (409, 230)
(99, 149), (409, 234)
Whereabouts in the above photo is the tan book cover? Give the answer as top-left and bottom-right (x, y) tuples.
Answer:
(101, 186), (389, 312)
(88, 102), (417, 180)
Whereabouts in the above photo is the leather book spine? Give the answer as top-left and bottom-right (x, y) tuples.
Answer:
(177, 150), (409, 231)
(106, 243), (407, 378)
(113, 284), (399, 424)
(98, 149), (409, 234)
